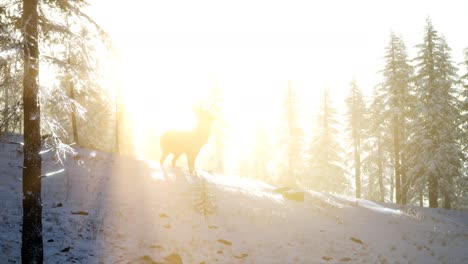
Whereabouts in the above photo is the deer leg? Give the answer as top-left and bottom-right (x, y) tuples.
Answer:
(172, 153), (181, 168)
(160, 151), (169, 167)
(187, 154), (196, 174)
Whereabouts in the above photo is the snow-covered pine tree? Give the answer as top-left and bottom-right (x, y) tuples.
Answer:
(458, 48), (468, 209)
(0, 1), (112, 260)
(1, 0), (113, 155)
(362, 87), (392, 202)
(461, 48), (468, 145)
(307, 87), (348, 193)
(345, 77), (366, 198)
(409, 18), (464, 208)
(277, 80), (305, 187)
(378, 32), (414, 204)
(194, 179), (216, 219)
(40, 2), (114, 153)
(0, 2), (24, 133)
(0, 59), (22, 133)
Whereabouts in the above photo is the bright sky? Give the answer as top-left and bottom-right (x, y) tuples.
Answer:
(89, 0), (468, 170)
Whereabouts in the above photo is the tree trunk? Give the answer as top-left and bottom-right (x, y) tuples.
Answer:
(428, 174), (438, 208)
(3, 64), (10, 132)
(443, 192), (451, 210)
(69, 82), (79, 145)
(443, 176), (452, 209)
(368, 167), (373, 200)
(400, 125), (407, 205)
(401, 159), (407, 205)
(21, 0), (43, 262)
(390, 155), (394, 203)
(419, 190), (423, 207)
(393, 119), (401, 204)
(354, 139), (361, 198)
(65, 18), (78, 146)
(377, 136), (385, 202)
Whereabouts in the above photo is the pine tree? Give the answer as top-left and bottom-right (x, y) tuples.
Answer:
(0, 2), (24, 133)
(345, 77), (366, 198)
(363, 88), (391, 202)
(378, 32), (414, 204)
(410, 18), (464, 208)
(277, 80), (304, 187)
(461, 48), (468, 143)
(308, 87), (348, 193)
(460, 48), (468, 209)
(1, 0), (113, 152)
(40, 2), (114, 152)
(194, 179), (216, 219)
(0, 0), (112, 261)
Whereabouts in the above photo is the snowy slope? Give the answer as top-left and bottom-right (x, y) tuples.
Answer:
(1, 136), (467, 263)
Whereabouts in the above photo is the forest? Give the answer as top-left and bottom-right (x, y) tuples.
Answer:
(1, 0), (467, 263)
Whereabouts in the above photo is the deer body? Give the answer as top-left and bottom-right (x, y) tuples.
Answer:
(160, 108), (213, 173)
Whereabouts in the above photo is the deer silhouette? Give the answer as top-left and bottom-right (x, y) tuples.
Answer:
(160, 105), (215, 174)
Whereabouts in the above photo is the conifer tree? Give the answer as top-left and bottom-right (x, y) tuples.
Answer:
(277, 80), (304, 187)
(378, 32), (414, 204)
(410, 18), (464, 208)
(308, 87), (347, 193)
(363, 88), (391, 202)
(345, 78), (366, 198)
(461, 48), (468, 143)
(0, 1), (112, 261)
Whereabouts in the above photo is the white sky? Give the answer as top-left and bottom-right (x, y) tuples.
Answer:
(89, 0), (468, 168)
(91, 0), (468, 92)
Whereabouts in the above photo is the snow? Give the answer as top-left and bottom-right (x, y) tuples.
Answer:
(1, 134), (468, 263)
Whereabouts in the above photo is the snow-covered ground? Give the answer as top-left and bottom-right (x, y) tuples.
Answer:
(1, 134), (467, 263)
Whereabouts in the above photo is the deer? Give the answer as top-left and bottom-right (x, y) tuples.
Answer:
(160, 104), (215, 174)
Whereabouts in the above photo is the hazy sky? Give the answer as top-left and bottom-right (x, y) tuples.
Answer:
(92, 0), (468, 92)
(90, 0), (468, 167)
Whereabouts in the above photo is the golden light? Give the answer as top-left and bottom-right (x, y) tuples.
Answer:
(88, 0), (372, 171)
(88, 0), (468, 171)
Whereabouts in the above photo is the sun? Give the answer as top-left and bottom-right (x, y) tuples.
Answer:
(87, 0), (383, 169)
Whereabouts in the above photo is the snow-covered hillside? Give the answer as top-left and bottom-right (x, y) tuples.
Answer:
(1, 135), (467, 263)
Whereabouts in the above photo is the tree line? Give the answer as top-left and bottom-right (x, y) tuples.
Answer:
(0, 3), (466, 262)
(243, 18), (467, 210)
